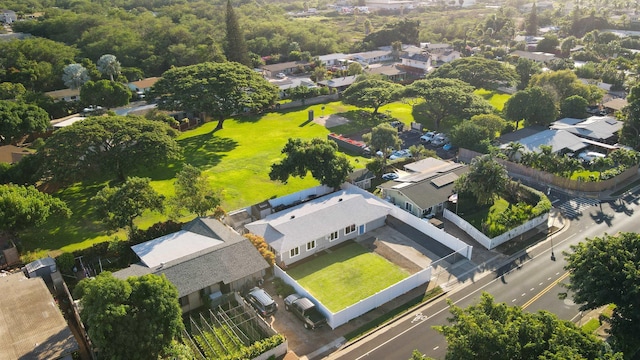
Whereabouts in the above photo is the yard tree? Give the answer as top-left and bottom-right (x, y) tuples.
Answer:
(455, 154), (508, 205)
(96, 54), (121, 81)
(37, 115), (181, 183)
(93, 176), (164, 233)
(74, 272), (184, 360)
(423, 292), (620, 360)
(0, 82), (27, 100)
(560, 95), (588, 119)
(0, 184), (71, 235)
(172, 164), (221, 217)
(80, 80), (131, 108)
(150, 62), (278, 131)
(526, 0), (538, 35)
(470, 114), (506, 139)
(225, 0), (251, 67)
(563, 232), (640, 355)
(529, 70), (604, 104)
(363, 123), (402, 166)
(405, 78), (493, 131)
(450, 121), (491, 153)
(503, 87), (558, 127)
(514, 57), (541, 90)
(269, 138), (353, 189)
(62, 63), (90, 90)
(536, 33), (560, 53)
(0, 100), (50, 145)
(341, 79), (402, 119)
(428, 57), (518, 90)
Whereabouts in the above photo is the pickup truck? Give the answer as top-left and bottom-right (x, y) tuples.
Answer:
(283, 294), (327, 330)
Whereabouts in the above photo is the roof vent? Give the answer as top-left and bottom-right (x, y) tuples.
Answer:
(290, 215), (295, 219)
(338, 198), (343, 202)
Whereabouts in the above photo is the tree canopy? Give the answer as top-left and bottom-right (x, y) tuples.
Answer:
(405, 78), (493, 131)
(428, 57), (518, 90)
(269, 138), (353, 189)
(150, 62), (278, 130)
(37, 115), (181, 183)
(620, 85), (640, 149)
(428, 292), (619, 360)
(0, 100), (50, 145)
(503, 86), (558, 126)
(0, 184), (71, 234)
(455, 154), (508, 205)
(171, 164), (221, 217)
(529, 69), (604, 104)
(563, 232), (640, 355)
(74, 272), (184, 360)
(80, 80), (131, 108)
(93, 176), (164, 232)
(450, 121), (491, 153)
(560, 95), (589, 119)
(341, 79), (403, 117)
(225, 0), (250, 67)
(362, 123), (403, 164)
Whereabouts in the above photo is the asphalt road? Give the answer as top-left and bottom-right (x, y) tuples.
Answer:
(326, 188), (640, 360)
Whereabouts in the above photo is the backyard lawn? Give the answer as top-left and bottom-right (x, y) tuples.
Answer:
(17, 102), (388, 259)
(460, 197), (510, 231)
(286, 242), (409, 312)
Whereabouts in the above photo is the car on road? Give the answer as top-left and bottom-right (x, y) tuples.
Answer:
(420, 131), (436, 143)
(382, 172), (399, 181)
(443, 142), (457, 152)
(431, 134), (449, 147)
(82, 105), (103, 114)
(245, 287), (278, 317)
(284, 294), (327, 330)
(389, 149), (412, 160)
(276, 72), (286, 79)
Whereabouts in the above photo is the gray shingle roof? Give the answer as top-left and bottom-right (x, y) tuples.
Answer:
(551, 116), (622, 141)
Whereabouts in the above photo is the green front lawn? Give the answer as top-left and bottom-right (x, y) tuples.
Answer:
(286, 242), (409, 312)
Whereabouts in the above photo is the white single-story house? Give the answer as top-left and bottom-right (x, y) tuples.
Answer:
(498, 129), (588, 155)
(378, 158), (469, 219)
(510, 50), (556, 63)
(0, 9), (17, 23)
(44, 88), (80, 102)
(550, 116), (622, 144)
(114, 217), (270, 313)
(317, 75), (358, 92)
(317, 53), (348, 67)
(261, 61), (311, 78)
(348, 50), (393, 65)
(128, 77), (160, 95)
(364, 64), (406, 82)
(270, 77), (317, 98)
(401, 52), (431, 72)
(244, 189), (394, 267)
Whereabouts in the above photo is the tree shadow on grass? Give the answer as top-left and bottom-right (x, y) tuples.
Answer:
(177, 131), (238, 168)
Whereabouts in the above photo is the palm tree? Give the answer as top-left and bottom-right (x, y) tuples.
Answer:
(97, 54), (121, 82)
(62, 63), (89, 90)
(505, 142), (524, 162)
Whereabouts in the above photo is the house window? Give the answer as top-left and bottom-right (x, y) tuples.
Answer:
(405, 202), (413, 212)
(327, 231), (338, 241)
(179, 296), (189, 307)
(345, 224), (356, 235)
(307, 240), (316, 251)
(290, 247), (300, 258)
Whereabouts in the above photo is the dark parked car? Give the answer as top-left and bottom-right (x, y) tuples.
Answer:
(246, 287), (278, 317)
(284, 294), (327, 330)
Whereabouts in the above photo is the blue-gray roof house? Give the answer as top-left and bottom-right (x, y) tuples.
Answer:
(115, 218), (270, 313)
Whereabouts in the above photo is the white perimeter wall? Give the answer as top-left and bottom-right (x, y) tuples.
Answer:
(268, 185), (333, 208)
(274, 265), (432, 329)
(443, 209), (549, 250)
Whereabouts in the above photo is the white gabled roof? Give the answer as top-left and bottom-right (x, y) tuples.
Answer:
(245, 189), (392, 253)
(132, 230), (223, 268)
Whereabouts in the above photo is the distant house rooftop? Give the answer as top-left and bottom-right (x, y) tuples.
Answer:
(510, 50), (556, 63)
(132, 229), (224, 268)
(499, 129), (588, 154)
(602, 98), (628, 111)
(317, 75), (358, 88)
(129, 77), (160, 90)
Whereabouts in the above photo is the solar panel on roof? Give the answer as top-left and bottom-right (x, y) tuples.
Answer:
(431, 172), (459, 188)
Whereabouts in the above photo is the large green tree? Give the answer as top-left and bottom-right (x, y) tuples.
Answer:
(405, 78), (493, 131)
(0, 100), (50, 145)
(225, 0), (250, 67)
(620, 85), (640, 149)
(171, 164), (220, 217)
(563, 232), (640, 355)
(514, 57), (541, 90)
(362, 123), (403, 166)
(560, 95), (589, 119)
(455, 154), (508, 205)
(428, 57), (517, 90)
(503, 87), (558, 127)
(0, 184), (71, 235)
(93, 176), (164, 232)
(269, 138), (353, 189)
(38, 115), (181, 183)
(529, 69), (604, 104)
(150, 62), (278, 131)
(80, 80), (131, 108)
(450, 122), (491, 153)
(341, 79), (403, 118)
(427, 292), (620, 360)
(74, 272), (184, 360)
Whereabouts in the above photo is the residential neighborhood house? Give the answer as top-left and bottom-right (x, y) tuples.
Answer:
(114, 217), (270, 313)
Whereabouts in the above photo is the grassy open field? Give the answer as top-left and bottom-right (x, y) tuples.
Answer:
(474, 89), (511, 111)
(286, 242), (409, 312)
